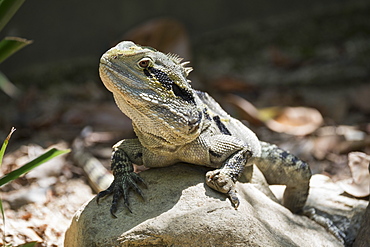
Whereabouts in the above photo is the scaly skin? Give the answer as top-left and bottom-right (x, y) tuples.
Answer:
(97, 41), (312, 217)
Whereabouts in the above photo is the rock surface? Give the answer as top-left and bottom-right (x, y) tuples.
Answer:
(353, 201), (370, 247)
(64, 164), (353, 247)
(353, 164), (370, 247)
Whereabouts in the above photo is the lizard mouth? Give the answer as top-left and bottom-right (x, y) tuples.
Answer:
(99, 60), (124, 93)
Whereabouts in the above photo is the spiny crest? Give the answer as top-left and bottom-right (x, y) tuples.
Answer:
(180, 61), (193, 76)
(184, 65), (193, 76)
(166, 52), (184, 63)
(166, 53), (193, 76)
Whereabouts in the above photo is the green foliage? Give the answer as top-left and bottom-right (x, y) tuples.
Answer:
(0, 71), (20, 98)
(0, 37), (32, 64)
(0, 0), (32, 98)
(0, 0), (25, 31)
(17, 242), (38, 247)
(0, 0), (32, 64)
(0, 128), (70, 246)
(0, 127), (15, 165)
(0, 147), (71, 187)
(0, 2), (68, 245)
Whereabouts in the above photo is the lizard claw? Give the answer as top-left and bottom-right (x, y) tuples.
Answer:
(96, 171), (145, 217)
(206, 169), (240, 209)
(228, 187), (240, 209)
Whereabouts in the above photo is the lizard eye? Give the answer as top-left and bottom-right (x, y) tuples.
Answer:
(138, 59), (150, 68)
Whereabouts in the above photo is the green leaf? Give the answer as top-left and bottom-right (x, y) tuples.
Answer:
(0, 127), (15, 244)
(0, 148), (70, 187)
(18, 241), (39, 247)
(0, 127), (15, 167)
(0, 37), (32, 64)
(0, 194), (4, 240)
(0, 0), (26, 32)
(0, 70), (21, 98)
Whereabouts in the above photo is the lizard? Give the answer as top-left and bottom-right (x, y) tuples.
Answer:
(96, 41), (313, 219)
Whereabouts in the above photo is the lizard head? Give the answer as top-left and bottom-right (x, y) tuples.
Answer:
(99, 41), (204, 146)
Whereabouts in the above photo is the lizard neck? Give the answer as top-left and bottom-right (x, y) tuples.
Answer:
(113, 92), (205, 147)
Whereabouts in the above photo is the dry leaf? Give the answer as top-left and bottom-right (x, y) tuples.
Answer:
(225, 94), (323, 135)
(225, 94), (264, 126)
(338, 152), (370, 198)
(265, 107), (323, 136)
(313, 126), (370, 156)
(21, 212), (33, 221)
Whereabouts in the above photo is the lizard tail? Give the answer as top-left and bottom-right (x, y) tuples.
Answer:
(250, 141), (312, 213)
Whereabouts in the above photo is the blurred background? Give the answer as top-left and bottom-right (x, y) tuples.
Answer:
(2, 0), (361, 73)
(0, 0), (369, 245)
(1, 0), (369, 132)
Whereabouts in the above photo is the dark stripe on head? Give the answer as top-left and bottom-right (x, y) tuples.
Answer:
(148, 67), (172, 89)
(143, 69), (152, 78)
(172, 83), (195, 104)
(145, 67), (195, 104)
(213, 115), (232, 135)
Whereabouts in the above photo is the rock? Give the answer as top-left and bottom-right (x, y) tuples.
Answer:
(353, 201), (370, 247)
(272, 174), (368, 245)
(64, 164), (346, 247)
(353, 163), (370, 247)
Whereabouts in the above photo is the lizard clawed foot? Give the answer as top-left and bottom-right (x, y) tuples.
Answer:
(96, 171), (146, 218)
(227, 187), (240, 209)
(206, 169), (240, 209)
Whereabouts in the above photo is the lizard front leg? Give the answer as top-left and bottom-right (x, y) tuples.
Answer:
(96, 139), (145, 217)
(205, 135), (253, 208)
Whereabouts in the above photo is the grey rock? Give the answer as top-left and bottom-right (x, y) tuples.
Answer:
(353, 163), (370, 247)
(64, 164), (347, 247)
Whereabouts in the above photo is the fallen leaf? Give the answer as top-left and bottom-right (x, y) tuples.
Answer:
(265, 107), (323, 136)
(338, 152), (370, 198)
(21, 212), (33, 221)
(225, 94), (264, 126)
(225, 94), (323, 135)
(313, 126), (370, 156)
